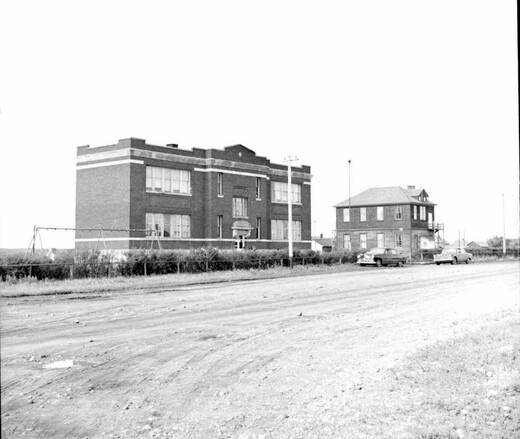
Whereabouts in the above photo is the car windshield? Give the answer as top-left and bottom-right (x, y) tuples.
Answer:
(367, 248), (385, 254)
(442, 248), (457, 254)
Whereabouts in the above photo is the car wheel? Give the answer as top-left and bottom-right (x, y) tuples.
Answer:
(375, 259), (382, 267)
(436, 262), (441, 265)
(466, 258), (471, 264)
(397, 261), (404, 267)
(451, 258), (458, 265)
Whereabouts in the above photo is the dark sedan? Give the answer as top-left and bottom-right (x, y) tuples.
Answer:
(357, 247), (407, 267)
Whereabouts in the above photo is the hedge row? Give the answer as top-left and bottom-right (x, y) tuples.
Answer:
(0, 248), (364, 282)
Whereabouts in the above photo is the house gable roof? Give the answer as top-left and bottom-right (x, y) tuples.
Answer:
(334, 186), (436, 208)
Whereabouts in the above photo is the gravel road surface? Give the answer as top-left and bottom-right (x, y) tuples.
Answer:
(1, 261), (518, 438)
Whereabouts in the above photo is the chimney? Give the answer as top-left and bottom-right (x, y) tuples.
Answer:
(407, 185), (415, 190)
(167, 143), (178, 148)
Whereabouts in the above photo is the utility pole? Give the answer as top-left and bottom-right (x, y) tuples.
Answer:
(348, 159), (351, 250)
(284, 156), (298, 266)
(502, 193), (507, 256)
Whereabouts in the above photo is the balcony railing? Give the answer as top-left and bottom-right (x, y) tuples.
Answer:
(428, 222), (444, 231)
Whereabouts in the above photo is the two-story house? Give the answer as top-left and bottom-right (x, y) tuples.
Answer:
(334, 186), (443, 256)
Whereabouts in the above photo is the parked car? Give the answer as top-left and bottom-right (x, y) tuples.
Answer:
(434, 247), (472, 265)
(357, 247), (407, 267)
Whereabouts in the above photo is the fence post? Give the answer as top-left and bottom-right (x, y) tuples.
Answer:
(29, 264), (32, 278)
(144, 261), (147, 276)
(70, 264), (74, 280)
(177, 261), (180, 274)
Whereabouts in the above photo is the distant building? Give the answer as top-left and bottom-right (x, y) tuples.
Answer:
(312, 236), (333, 253)
(464, 241), (488, 249)
(75, 138), (312, 251)
(334, 186), (443, 256)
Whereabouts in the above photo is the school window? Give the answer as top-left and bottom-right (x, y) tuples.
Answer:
(256, 177), (261, 199)
(360, 233), (367, 249)
(420, 206), (426, 220)
(395, 206), (402, 220)
(145, 213), (190, 238)
(360, 207), (367, 222)
(217, 215), (223, 239)
(413, 205), (418, 220)
(271, 182), (302, 204)
(377, 206), (384, 221)
(343, 234), (351, 250)
(395, 233), (403, 247)
(343, 208), (350, 222)
(233, 197), (248, 218)
(146, 167), (191, 195)
(271, 220), (302, 241)
(217, 172), (224, 196)
(256, 217), (261, 239)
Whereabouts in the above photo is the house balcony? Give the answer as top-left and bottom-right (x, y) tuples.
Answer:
(428, 222), (444, 232)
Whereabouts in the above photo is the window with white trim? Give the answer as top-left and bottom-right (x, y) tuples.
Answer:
(413, 205), (417, 220)
(377, 233), (385, 248)
(271, 182), (302, 203)
(145, 213), (190, 238)
(256, 217), (261, 239)
(217, 172), (223, 196)
(146, 167), (191, 195)
(217, 215), (223, 238)
(343, 234), (351, 250)
(343, 208), (350, 222)
(420, 206), (426, 220)
(360, 233), (367, 249)
(271, 220), (302, 241)
(256, 177), (261, 199)
(360, 207), (367, 222)
(395, 206), (402, 220)
(233, 197), (248, 218)
(377, 206), (384, 221)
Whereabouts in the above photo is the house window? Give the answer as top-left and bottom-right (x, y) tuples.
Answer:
(271, 220), (302, 241)
(420, 206), (426, 221)
(145, 213), (190, 238)
(377, 206), (384, 221)
(343, 208), (350, 222)
(413, 205), (417, 220)
(217, 215), (223, 239)
(233, 197), (248, 218)
(360, 233), (367, 249)
(256, 177), (261, 199)
(360, 207), (367, 222)
(271, 182), (302, 204)
(395, 233), (403, 247)
(395, 206), (402, 220)
(343, 234), (351, 250)
(217, 172), (223, 196)
(146, 167), (191, 195)
(413, 235), (419, 250)
(256, 217), (261, 239)
(377, 233), (385, 248)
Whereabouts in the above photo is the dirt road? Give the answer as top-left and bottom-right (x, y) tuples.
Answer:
(1, 261), (519, 438)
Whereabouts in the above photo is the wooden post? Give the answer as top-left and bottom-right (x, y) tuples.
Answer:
(144, 261), (147, 276)
(70, 264), (74, 280)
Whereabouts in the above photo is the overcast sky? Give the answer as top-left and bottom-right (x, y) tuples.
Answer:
(0, 0), (518, 249)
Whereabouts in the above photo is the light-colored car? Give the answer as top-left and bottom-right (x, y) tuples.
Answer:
(357, 247), (407, 267)
(434, 247), (472, 265)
